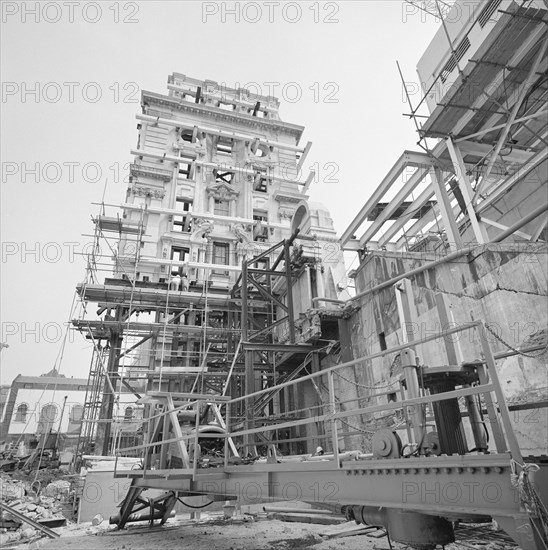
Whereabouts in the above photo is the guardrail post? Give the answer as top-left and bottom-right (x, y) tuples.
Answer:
(327, 371), (340, 466)
(401, 348), (425, 450)
(478, 322), (523, 461)
(193, 402), (200, 476)
(224, 402), (231, 469)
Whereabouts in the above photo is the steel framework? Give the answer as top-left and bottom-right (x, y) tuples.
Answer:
(112, 321), (547, 549)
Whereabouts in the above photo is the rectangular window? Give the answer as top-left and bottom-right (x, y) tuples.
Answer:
(253, 172), (268, 193)
(171, 246), (190, 276)
(212, 242), (229, 276)
(70, 405), (84, 422)
(214, 199), (230, 217)
(178, 161), (192, 179)
(253, 212), (268, 242)
(173, 198), (193, 232)
(171, 246), (189, 262)
(309, 266), (317, 299)
(212, 242), (229, 265)
(216, 136), (234, 155)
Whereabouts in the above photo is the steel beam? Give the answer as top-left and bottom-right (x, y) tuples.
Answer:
(242, 343), (317, 353)
(125, 454), (530, 527)
(0, 502), (60, 539)
(490, 202), (548, 242)
(377, 185), (436, 246)
(97, 306), (123, 456)
(119, 334), (155, 359)
(247, 276), (287, 312)
(457, 140), (535, 164)
(446, 138), (489, 244)
(481, 217), (533, 240)
(358, 167), (430, 246)
(429, 167), (463, 251)
(283, 241), (296, 343)
(477, 38), (548, 195)
(476, 146), (548, 214)
(166, 394), (191, 469)
(340, 151), (438, 246)
(530, 214), (548, 241)
(456, 109), (548, 142)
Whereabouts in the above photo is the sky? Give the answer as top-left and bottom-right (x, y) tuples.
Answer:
(0, 0), (442, 384)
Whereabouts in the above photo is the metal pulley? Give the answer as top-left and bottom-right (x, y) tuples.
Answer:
(372, 429), (402, 459)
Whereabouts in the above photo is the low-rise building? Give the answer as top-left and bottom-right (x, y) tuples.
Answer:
(1, 373), (141, 449)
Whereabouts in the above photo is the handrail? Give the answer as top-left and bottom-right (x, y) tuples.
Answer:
(226, 321), (481, 405)
(232, 383), (494, 439)
(115, 320), (521, 473)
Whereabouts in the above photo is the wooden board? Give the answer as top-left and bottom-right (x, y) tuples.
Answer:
(320, 521), (379, 539)
(267, 512), (345, 526)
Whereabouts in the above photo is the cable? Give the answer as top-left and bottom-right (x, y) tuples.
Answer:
(177, 497), (214, 509)
(31, 291), (79, 479)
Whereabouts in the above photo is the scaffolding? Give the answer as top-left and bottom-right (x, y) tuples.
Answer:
(341, 2), (548, 255)
(70, 6), (548, 549)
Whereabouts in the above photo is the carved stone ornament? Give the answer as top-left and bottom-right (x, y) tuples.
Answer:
(232, 223), (252, 243)
(278, 207), (295, 220)
(191, 218), (214, 241)
(131, 185), (165, 199)
(206, 181), (240, 201)
(130, 163), (171, 182)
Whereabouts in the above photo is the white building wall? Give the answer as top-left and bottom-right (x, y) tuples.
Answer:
(9, 389), (86, 435)
(8, 389), (140, 435)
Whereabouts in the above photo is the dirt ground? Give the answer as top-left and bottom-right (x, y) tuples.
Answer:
(11, 509), (519, 550)
(35, 517), (392, 550)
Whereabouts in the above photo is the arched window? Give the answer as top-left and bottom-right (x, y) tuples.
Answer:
(70, 404), (84, 423)
(124, 406), (134, 421)
(67, 404), (84, 435)
(37, 404), (57, 434)
(14, 404), (28, 422)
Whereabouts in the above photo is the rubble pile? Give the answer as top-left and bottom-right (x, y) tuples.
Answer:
(0, 474), (72, 546)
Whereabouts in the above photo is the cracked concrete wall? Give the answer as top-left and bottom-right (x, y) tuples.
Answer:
(340, 243), (547, 455)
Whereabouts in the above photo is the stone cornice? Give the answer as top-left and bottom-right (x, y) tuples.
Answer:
(273, 190), (308, 204)
(142, 91), (304, 141)
(130, 163), (172, 182)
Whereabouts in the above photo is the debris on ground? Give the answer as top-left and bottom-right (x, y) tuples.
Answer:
(266, 512), (345, 525)
(0, 471), (75, 547)
(0, 486), (524, 550)
(319, 521), (381, 539)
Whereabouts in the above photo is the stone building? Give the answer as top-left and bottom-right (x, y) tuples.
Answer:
(74, 74), (349, 457)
